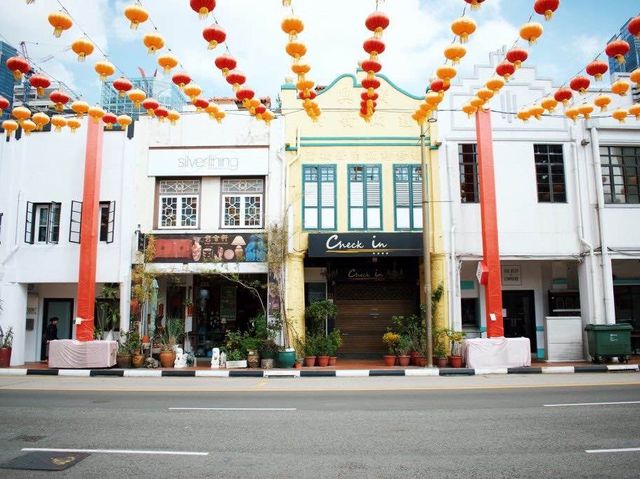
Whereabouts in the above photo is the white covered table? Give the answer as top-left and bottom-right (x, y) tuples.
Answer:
(462, 337), (531, 369)
(48, 340), (117, 369)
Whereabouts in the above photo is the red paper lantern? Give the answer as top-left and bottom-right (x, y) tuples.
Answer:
(534, 0), (560, 21)
(214, 54), (237, 75)
(585, 60), (609, 81)
(225, 70), (246, 87)
(113, 77), (132, 97)
(430, 79), (450, 93)
(172, 72), (192, 89)
(202, 25), (226, 49)
(361, 60), (382, 74)
(495, 61), (516, 81)
(102, 112), (117, 129)
(506, 48), (528, 69)
(365, 12), (390, 35)
(49, 90), (70, 112)
(361, 78), (381, 90)
(554, 88), (573, 105)
(361, 92), (378, 101)
(363, 38), (385, 56)
(192, 97), (209, 111)
(569, 76), (590, 94)
(190, 0), (216, 19)
(299, 90), (317, 101)
(236, 88), (255, 102)
(29, 74), (51, 96)
(0, 95), (9, 114)
(141, 98), (160, 115)
(628, 16), (640, 39)
(605, 40), (630, 65)
(6, 56), (30, 80)
(155, 106), (169, 121)
(464, 0), (485, 9)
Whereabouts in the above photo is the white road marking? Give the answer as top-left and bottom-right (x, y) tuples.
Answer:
(544, 400), (640, 407)
(169, 407), (296, 411)
(585, 447), (640, 454)
(22, 447), (208, 456)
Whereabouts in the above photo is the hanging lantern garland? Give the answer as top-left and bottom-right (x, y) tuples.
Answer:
(415, 11), (478, 124)
(281, 8), (321, 121)
(359, 10), (390, 122)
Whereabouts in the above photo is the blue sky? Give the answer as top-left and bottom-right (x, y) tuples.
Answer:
(1, 0), (638, 105)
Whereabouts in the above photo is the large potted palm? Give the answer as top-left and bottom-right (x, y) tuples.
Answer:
(0, 325), (14, 368)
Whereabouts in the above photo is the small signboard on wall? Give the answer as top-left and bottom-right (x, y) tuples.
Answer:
(502, 264), (522, 286)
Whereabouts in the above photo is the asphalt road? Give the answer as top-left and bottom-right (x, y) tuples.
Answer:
(0, 382), (639, 478)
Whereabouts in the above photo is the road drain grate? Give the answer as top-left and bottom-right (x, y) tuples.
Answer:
(0, 451), (89, 471)
(11, 435), (46, 443)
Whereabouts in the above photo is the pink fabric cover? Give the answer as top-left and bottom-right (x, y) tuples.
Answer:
(48, 340), (117, 368)
(462, 337), (531, 369)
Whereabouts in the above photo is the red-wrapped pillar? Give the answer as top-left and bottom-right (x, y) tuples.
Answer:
(75, 119), (104, 341)
(475, 110), (504, 337)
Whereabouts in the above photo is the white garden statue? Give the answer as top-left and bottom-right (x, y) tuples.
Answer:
(210, 347), (220, 369)
(174, 347), (187, 369)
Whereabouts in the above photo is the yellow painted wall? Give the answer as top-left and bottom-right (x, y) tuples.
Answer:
(281, 72), (448, 348)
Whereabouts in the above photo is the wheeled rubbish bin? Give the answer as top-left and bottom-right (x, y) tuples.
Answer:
(584, 324), (632, 363)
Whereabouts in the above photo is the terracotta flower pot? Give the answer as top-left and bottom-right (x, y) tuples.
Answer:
(328, 356), (337, 366)
(303, 356), (316, 367)
(116, 354), (131, 369)
(437, 357), (448, 368)
(397, 355), (410, 367)
(410, 351), (420, 366)
(131, 354), (145, 368)
(293, 360), (302, 369)
(0, 347), (12, 367)
(416, 356), (427, 367)
(449, 355), (463, 368)
(317, 355), (330, 367)
(383, 355), (396, 367)
(159, 350), (174, 368)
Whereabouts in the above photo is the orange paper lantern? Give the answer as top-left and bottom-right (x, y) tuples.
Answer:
(124, 4), (149, 29)
(451, 17), (476, 43)
(520, 22), (543, 45)
(157, 54), (178, 74)
(71, 38), (94, 61)
(2, 120), (19, 137)
(48, 11), (72, 37)
(94, 60), (115, 81)
(143, 33), (164, 54)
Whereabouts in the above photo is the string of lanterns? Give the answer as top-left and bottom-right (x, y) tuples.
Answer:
(412, 3), (479, 125)
(359, 8), (390, 122)
(281, 1), (321, 121)
(526, 14), (640, 124)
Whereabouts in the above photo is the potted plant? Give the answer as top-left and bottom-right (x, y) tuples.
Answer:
(316, 335), (331, 367)
(382, 332), (400, 366)
(96, 284), (120, 340)
(327, 329), (342, 366)
(447, 330), (466, 368)
(225, 349), (247, 369)
(434, 342), (448, 368)
(259, 339), (279, 369)
(116, 330), (132, 368)
(128, 329), (144, 368)
(0, 325), (14, 367)
(396, 335), (412, 367)
(303, 334), (317, 367)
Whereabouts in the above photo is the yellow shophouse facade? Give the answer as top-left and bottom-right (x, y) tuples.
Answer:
(281, 71), (448, 357)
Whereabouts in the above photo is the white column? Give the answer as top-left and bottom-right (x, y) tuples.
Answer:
(0, 282), (28, 366)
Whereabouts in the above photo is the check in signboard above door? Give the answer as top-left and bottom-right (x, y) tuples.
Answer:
(307, 233), (423, 258)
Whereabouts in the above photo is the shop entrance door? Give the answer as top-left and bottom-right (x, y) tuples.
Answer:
(502, 291), (536, 353)
(334, 282), (417, 357)
(41, 299), (74, 360)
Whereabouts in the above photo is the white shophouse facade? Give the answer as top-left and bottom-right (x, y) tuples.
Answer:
(0, 126), (137, 365)
(131, 108), (284, 359)
(437, 50), (640, 359)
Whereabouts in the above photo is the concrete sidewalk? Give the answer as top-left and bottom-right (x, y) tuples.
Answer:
(1, 360), (638, 378)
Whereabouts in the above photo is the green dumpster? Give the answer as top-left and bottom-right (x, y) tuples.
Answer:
(584, 324), (632, 363)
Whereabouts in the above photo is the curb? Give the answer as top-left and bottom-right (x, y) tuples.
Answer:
(0, 364), (637, 378)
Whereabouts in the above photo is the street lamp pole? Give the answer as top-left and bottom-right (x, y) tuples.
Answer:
(420, 122), (433, 368)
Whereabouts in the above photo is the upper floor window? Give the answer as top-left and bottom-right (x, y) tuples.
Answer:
(158, 179), (200, 229)
(394, 165), (423, 230)
(99, 201), (116, 243)
(600, 146), (640, 204)
(535, 144), (566, 203)
(459, 144), (479, 203)
(221, 178), (264, 228)
(25, 201), (61, 244)
(349, 164), (381, 230)
(303, 165), (336, 230)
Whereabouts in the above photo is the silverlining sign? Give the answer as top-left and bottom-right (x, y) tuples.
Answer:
(307, 233), (423, 257)
(147, 147), (269, 176)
